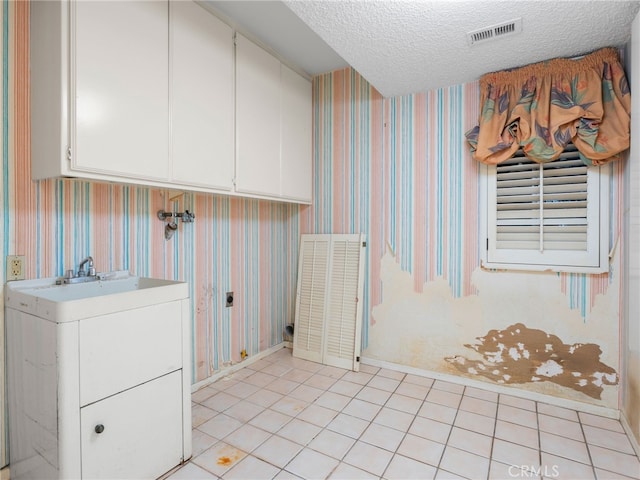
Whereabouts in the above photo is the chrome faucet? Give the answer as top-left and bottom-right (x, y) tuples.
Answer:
(77, 256), (95, 277)
(57, 255), (100, 284)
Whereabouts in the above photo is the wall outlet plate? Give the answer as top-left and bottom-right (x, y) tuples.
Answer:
(6, 255), (25, 281)
(225, 291), (234, 308)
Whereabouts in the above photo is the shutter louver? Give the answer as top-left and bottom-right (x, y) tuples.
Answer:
(495, 144), (588, 251)
(486, 142), (609, 272)
(293, 234), (365, 371)
(293, 236), (330, 363)
(325, 239), (361, 369)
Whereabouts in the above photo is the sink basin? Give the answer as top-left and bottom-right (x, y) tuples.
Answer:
(5, 271), (188, 322)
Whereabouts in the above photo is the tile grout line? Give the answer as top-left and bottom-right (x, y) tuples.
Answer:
(338, 367), (403, 478)
(379, 371), (430, 480)
(485, 391), (501, 480)
(535, 398), (543, 479)
(279, 365), (372, 478)
(433, 385), (464, 479)
(312, 366), (357, 479)
(577, 411), (600, 480)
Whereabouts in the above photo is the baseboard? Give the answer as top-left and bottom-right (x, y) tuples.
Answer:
(191, 342), (287, 393)
(620, 410), (640, 457)
(360, 356), (620, 419)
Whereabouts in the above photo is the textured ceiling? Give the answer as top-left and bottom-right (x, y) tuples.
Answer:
(205, 1), (640, 98)
(203, 0), (348, 76)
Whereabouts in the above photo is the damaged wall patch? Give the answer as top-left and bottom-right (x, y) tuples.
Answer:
(445, 323), (617, 399)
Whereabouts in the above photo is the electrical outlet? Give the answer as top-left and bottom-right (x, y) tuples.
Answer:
(6, 255), (25, 281)
(225, 291), (234, 307)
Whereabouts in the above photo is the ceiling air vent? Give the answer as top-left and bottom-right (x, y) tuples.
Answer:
(467, 18), (522, 46)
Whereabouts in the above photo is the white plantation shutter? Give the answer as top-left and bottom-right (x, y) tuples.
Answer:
(325, 238), (365, 370)
(293, 234), (366, 371)
(486, 143), (610, 272)
(293, 235), (330, 364)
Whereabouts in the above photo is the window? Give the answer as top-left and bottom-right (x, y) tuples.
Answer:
(482, 144), (610, 273)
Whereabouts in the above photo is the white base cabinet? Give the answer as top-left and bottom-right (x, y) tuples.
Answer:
(6, 287), (192, 479)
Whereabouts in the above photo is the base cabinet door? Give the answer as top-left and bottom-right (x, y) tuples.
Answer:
(78, 302), (182, 407)
(80, 371), (183, 480)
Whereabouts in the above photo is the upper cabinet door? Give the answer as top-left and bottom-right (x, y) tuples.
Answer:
(281, 65), (312, 203)
(235, 34), (282, 197)
(170, 1), (234, 190)
(73, 1), (170, 180)
(31, 1), (311, 203)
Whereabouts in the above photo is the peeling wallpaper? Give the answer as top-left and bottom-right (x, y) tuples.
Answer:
(0, 1), (634, 465)
(303, 67), (626, 408)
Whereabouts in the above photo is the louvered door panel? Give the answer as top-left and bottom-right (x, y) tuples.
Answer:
(293, 236), (330, 363)
(293, 234), (365, 371)
(324, 238), (364, 370)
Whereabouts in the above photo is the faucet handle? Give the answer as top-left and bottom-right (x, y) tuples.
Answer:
(65, 269), (75, 279)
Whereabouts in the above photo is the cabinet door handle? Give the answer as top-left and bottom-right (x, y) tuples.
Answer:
(95, 424), (105, 434)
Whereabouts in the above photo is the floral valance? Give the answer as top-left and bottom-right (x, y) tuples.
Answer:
(465, 47), (631, 166)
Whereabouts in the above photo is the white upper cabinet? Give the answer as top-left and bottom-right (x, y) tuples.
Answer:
(30, 1), (171, 182)
(235, 34), (282, 197)
(31, 1), (311, 204)
(281, 64), (312, 202)
(74, 1), (169, 180)
(236, 34), (312, 203)
(171, 1), (234, 190)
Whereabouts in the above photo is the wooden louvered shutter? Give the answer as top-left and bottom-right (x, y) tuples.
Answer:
(324, 237), (365, 370)
(293, 234), (366, 371)
(486, 143), (609, 272)
(293, 235), (330, 364)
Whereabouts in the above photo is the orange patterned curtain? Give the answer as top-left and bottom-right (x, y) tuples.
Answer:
(465, 48), (631, 166)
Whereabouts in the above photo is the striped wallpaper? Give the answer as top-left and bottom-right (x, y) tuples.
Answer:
(0, 0), (629, 466)
(303, 67), (625, 351)
(1, 1), (300, 387)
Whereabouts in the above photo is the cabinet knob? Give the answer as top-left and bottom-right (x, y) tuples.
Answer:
(95, 424), (105, 434)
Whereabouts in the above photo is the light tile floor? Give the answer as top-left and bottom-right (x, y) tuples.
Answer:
(166, 348), (640, 480)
